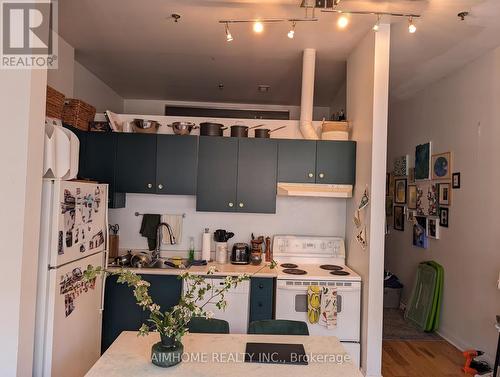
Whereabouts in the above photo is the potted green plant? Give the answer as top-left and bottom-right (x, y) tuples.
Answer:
(84, 262), (276, 367)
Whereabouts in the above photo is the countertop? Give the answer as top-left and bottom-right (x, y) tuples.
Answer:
(107, 261), (277, 278)
(86, 332), (363, 377)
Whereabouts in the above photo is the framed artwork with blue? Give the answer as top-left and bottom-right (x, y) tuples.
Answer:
(432, 152), (452, 180)
(415, 142), (431, 180)
(413, 216), (428, 249)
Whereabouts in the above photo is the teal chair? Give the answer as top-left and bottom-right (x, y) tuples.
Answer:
(248, 320), (309, 336)
(188, 317), (230, 334)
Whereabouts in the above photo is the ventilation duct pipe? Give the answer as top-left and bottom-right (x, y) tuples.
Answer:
(299, 48), (319, 139)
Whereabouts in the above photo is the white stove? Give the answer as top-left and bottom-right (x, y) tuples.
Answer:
(272, 235), (361, 368)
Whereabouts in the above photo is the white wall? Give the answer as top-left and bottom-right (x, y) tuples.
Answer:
(74, 62), (123, 113)
(345, 24), (390, 377)
(0, 69), (46, 376)
(386, 45), (500, 362)
(109, 195), (347, 254)
(123, 99), (331, 121)
(47, 35), (124, 113)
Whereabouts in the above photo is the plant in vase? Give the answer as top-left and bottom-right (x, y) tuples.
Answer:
(83, 261), (276, 367)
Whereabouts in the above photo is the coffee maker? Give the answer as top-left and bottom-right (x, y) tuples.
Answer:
(213, 229), (234, 264)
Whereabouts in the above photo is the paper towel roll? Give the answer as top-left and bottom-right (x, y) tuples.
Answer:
(202, 228), (211, 261)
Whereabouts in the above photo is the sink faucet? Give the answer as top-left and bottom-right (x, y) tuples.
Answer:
(154, 222), (176, 261)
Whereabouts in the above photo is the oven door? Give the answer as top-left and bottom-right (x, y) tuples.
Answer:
(275, 280), (360, 342)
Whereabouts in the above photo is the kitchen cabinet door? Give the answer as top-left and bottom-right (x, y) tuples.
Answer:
(236, 138), (278, 213)
(101, 275), (143, 353)
(249, 278), (274, 323)
(156, 135), (198, 195)
(277, 139), (317, 183)
(196, 137), (238, 212)
(115, 133), (157, 193)
(316, 141), (356, 185)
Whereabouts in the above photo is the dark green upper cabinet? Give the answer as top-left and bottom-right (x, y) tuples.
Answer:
(115, 133), (157, 194)
(196, 137), (238, 212)
(316, 141), (356, 185)
(156, 135), (198, 195)
(237, 138), (277, 213)
(277, 139), (317, 183)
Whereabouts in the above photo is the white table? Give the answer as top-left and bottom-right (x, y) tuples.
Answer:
(86, 332), (363, 377)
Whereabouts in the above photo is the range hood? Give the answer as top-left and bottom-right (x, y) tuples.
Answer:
(277, 182), (353, 198)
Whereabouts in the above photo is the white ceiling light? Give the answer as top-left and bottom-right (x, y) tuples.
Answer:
(408, 17), (416, 33)
(373, 14), (380, 32)
(337, 15), (349, 29)
(225, 22), (233, 42)
(253, 21), (264, 33)
(288, 21), (296, 39)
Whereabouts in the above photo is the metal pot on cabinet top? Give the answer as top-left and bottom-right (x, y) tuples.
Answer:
(200, 122), (227, 136)
(230, 124), (263, 138)
(167, 122), (198, 135)
(254, 125), (287, 138)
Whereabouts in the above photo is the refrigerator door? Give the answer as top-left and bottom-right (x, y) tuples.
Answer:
(41, 251), (104, 377)
(53, 181), (108, 267)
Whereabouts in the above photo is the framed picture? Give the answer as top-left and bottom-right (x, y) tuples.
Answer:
(415, 142), (431, 180)
(438, 183), (451, 206)
(386, 196), (394, 216)
(408, 167), (415, 184)
(427, 217), (440, 239)
(413, 216), (428, 249)
(408, 185), (417, 209)
(386, 173), (390, 196)
(394, 205), (405, 231)
(439, 207), (449, 228)
(394, 178), (407, 204)
(432, 152), (452, 180)
(407, 209), (416, 222)
(394, 155), (409, 176)
(452, 172), (461, 189)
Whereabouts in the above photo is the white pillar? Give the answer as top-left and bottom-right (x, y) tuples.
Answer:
(300, 48), (319, 139)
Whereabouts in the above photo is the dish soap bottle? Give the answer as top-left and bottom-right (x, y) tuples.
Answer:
(188, 236), (195, 262)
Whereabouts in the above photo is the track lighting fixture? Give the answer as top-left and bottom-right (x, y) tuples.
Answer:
(253, 21), (264, 33)
(337, 14), (349, 29)
(408, 16), (416, 33)
(288, 21), (296, 39)
(334, 0), (341, 5)
(373, 14), (380, 31)
(225, 22), (233, 42)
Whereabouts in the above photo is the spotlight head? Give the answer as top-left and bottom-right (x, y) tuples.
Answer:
(253, 21), (264, 33)
(337, 15), (349, 29)
(408, 17), (416, 33)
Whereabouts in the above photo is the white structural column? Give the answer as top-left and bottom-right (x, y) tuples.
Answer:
(345, 24), (390, 377)
(0, 68), (47, 375)
(299, 48), (319, 139)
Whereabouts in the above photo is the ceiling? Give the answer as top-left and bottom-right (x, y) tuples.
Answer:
(58, 0), (500, 106)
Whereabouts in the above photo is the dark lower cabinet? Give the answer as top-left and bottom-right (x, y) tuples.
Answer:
(237, 139), (277, 213)
(316, 141), (356, 185)
(278, 139), (317, 183)
(101, 274), (182, 353)
(115, 133), (157, 194)
(249, 278), (275, 324)
(196, 137), (238, 212)
(156, 135), (198, 195)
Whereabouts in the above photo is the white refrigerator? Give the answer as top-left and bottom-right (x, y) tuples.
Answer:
(34, 180), (108, 377)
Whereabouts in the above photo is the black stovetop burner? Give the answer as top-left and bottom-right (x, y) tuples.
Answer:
(330, 270), (350, 276)
(280, 263), (298, 269)
(319, 264), (344, 271)
(282, 268), (307, 275)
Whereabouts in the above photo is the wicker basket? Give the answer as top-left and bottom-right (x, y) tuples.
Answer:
(46, 86), (65, 119)
(62, 99), (96, 131)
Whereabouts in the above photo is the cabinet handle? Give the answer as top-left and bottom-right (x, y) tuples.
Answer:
(308, 172), (314, 178)
(258, 302), (263, 308)
(228, 202), (234, 208)
(147, 183), (153, 189)
(318, 173), (325, 179)
(239, 203), (244, 208)
(158, 184), (163, 190)
(258, 284), (264, 289)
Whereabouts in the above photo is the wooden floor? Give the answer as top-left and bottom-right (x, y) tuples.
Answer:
(382, 340), (467, 377)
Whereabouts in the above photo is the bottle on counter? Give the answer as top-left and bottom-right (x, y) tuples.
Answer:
(188, 236), (195, 262)
(201, 228), (211, 262)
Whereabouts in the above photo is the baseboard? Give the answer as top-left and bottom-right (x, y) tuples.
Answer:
(436, 329), (494, 366)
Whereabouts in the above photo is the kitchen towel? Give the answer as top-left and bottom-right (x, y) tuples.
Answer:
(139, 214), (161, 251)
(320, 287), (338, 329)
(307, 286), (321, 324)
(161, 214), (183, 245)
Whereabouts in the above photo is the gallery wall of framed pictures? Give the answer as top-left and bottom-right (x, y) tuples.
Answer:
(386, 143), (459, 249)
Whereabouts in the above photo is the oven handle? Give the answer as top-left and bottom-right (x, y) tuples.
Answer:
(276, 285), (359, 292)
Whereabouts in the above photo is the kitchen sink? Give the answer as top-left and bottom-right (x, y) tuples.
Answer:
(144, 258), (189, 270)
